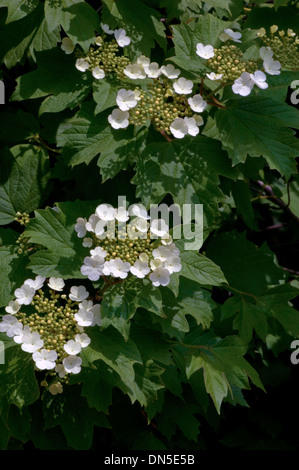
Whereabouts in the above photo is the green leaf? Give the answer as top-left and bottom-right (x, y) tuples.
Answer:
(0, 145), (51, 225)
(0, 0), (39, 23)
(216, 96), (299, 178)
(93, 80), (118, 115)
(0, 246), (30, 307)
(230, 180), (257, 230)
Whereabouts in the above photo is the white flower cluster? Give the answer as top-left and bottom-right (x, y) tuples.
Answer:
(107, 54), (207, 139)
(75, 203), (182, 287)
(0, 277), (101, 384)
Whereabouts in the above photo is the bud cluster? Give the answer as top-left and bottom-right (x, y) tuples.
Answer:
(0, 277), (101, 395)
(14, 211), (30, 226)
(257, 25), (299, 70)
(207, 45), (259, 82)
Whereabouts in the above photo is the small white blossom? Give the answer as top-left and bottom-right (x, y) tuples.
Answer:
(91, 304), (102, 326)
(173, 77), (193, 95)
(232, 72), (254, 96)
(55, 364), (67, 378)
(184, 117), (200, 137)
(85, 214), (100, 233)
(79, 300), (94, 311)
(92, 66), (105, 79)
(206, 72), (223, 81)
(114, 28), (131, 47)
(150, 219), (169, 237)
(0, 315), (23, 337)
(152, 246), (172, 262)
(24, 275), (46, 290)
(144, 62), (162, 78)
(108, 109), (130, 129)
(219, 29), (242, 43)
(135, 217), (149, 232)
(193, 114), (204, 127)
(13, 325), (31, 344)
(64, 339), (81, 356)
(263, 58), (281, 75)
(63, 356), (82, 374)
(21, 331), (44, 353)
(69, 285), (89, 302)
(75, 307), (94, 327)
(188, 94), (207, 113)
(250, 70), (268, 89)
(130, 260), (150, 278)
(90, 246), (108, 258)
(81, 256), (105, 281)
(14, 285), (35, 305)
(137, 55), (150, 66)
(49, 383), (63, 395)
(167, 243), (180, 256)
(169, 117), (188, 139)
(61, 37), (75, 54)
(161, 64), (181, 79)
(48, 277), (65, 292)
(149, 267), (171, 287)
(101, 23), (114, 35)
(96, 203), (115, 221)
(95, 219), (108, 237)
(124, 64), (146, 79)
(95, 36), (103, 46)
(32, 349), (57, 370)
(104, 259), (131, 279)
(259, 46), (273, 61)
(82, 237), (93, 248)
(75, 333), (91, 348)
(196, 43), (214, 59)
(116, 89), (138, 111)
(5, 300), (21, 315)
(164, 255), (182, 274)
(114, 206), (129, 222)
(75, 217), (87, 238)
(75, 58), (89, 72)
(129, 204), (149, 219)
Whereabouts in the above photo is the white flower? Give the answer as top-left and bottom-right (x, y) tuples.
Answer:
(161, 233), (173, 246)
(85, 214), (100, 233)
(79, 299), (94, 311)
(92, 66), (105, 79)
(219, 29), (242, 43)
(184, 117), (200, 137)
(13, 325), (31, 344)
(149, 267), (171, 287)
(259, 46), (273, 61)
(49, 383), (63, 395)
(144, 62), (162, 78)
(196, 43), (214, 59)
(81, 256), (105, 281)
(82, 237), (93, 248)
(168, 243), (180, 256)
(96, 203), (115, 221)
(104, 259), (131, 279)
(116, 89), (138, 111)
(130, 260), (150, 278)
(124, 64), (146, 79)
(164, 255), (182, 274)
(24, 276), (46, 290)
(161, 64), (180, 79)
(101, 23), (114, 35)
(90, 246), (108, 258)
(114, 206), (129, 222)
(173, 77), (193, 95)
(48, 277), (65, 292)
(95, 36), (103, 46)
(14, 285), (35, 305)
(21, 331), (44, 353)
(75, 307), (94, 327)
(63, 356), (82, 374)
(75, 217), (87, 238)
(150, 219), (169, 237)
(206, 72), (223, 81)
(61, 37), (75, 54)
(152, 246), (172, 262)
(55, 364), (67, 378)
(188, 94), (207, 113)
(137, 55), (150, 66)
(129, 203), (149, 219)
(75, 58), (89, 72)
(0, 315), (23, 337)
(91, 304), (101, 326)
(193, 114), (204, 127)
(69, 285), (89, 302)
(263, 58), (281, 75)
(64, 339), (81, 355)
(169, 117), (188, 139)
(75, 333), (91, 348)
(250, 70), (268, 89)
(33, 349), (57, 370)
(114, 28), (131, 47)
(5, 300), (21, 315)
(232, 72), (254, 96)
(95, 219), (107, 237)
(135, 217), (149, 232)
(108, 109), (129, 129)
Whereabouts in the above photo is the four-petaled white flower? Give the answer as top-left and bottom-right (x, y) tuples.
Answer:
(219, 29), (242, 43)
(196, 43), (214, 59)
(250, 71), (268, 89)
(206, 72), (223, 81)
(130, 260), (151, 278)
(259, 46), (273, 61)
(92, 66), (105, 79)
(14, 284), (35, 305)
(263, 57), (281, 76)
(69, 285), (89, 302)
(114, 206), (130, 222)
(64, 339), (81, 356)
(75, 58), (89, 72)
(150, 219), (169, 237)
(114, 29), (131, 47)
(188, 94), (207, 113)
(96, 203), (115, 221)
(75, 217), (87, 238)
(21, 331), (44, 353)
(124, 64), (146, 79)
(0, 315), (23, 337)
(75, 306), (94, 327)
(75, 333), (91, 348)
(101, 23), (114, 35)
(81, 256), (105, 281)
(63, 355), (82, 374)
(137, 55), (150, 67)
(173, 77), (193, 95)
(161, 64), (180, 79)
(169, 117), (188, 139)
(144, 62), (162, 78)
(48, 277), (65, 292)
(149, 267), (171, 287)
(24, 275), (46, 290)
(108, 109), (130, 129)
(232, 72), (254, 96)
(90, 246), (108, 258)
(33, 349), (57, 370)
(184, 117), (200, 136)
(5, 300), (21, 315)
(104, 259), (131, 279)
(116, 89), (138, 111)
(164, 256), (182, 274)
(61, 37), (75, 54)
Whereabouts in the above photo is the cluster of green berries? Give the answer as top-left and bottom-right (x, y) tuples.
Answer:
(207, 44), (259, 81)
(129, 80), (193, 133)
(15, 211), (30, 226)
(258, 26), (299, 70)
